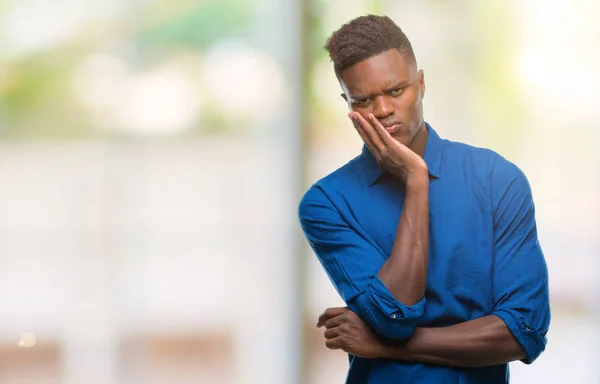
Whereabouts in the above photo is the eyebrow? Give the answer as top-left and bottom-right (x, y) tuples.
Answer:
(349, 81), (410, 100)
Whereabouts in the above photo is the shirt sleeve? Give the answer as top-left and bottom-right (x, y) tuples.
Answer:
(298, 185), (425, 340)
(490, 158), (551, 364)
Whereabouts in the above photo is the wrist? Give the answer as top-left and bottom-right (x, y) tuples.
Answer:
(406, 171), (429, 190)
(374, 338), (390, 359)
(377, 338), (405, 360)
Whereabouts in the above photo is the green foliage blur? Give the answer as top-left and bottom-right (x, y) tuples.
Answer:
(0, 0), (252, 139)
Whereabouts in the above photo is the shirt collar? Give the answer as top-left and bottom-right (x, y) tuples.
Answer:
(361, 122), (443, 186)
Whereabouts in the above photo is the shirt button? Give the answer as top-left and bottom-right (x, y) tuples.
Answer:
(390, 313), (397, 319)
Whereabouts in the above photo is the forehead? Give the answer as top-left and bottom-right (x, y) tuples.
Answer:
(340, 49), (416, 95)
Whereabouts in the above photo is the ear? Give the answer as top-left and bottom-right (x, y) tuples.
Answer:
(418, 69), (425, 98)
(341, 93), (348, 102)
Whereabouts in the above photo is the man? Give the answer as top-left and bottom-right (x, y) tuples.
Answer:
(298, 15), (550, 383)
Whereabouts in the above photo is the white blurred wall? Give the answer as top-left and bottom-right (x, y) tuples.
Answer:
(0, 140), (298, 384)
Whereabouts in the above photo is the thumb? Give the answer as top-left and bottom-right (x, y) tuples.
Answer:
(317, 307), (347, 327)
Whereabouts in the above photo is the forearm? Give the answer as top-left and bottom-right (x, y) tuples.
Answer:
(377, 175), (429, 305)
(381, 315), (525, 367)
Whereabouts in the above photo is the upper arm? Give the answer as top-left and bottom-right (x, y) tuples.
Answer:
(298, 185), (424, 339)
(490, 159), (550, 364)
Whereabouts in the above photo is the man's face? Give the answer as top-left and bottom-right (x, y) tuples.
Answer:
(340, 49), (425, 147)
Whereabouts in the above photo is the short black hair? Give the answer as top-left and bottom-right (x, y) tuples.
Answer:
(324, 15), (416, 79)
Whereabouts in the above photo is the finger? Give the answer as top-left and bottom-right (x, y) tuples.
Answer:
(354, 112), (384, 151)
(367, 114), (415, 158)
(324, 307), (346, 318)
(324, 327), (340, 339)
(317, 307), (346, 327)
(368, 114), (420, 165)
(349, 113), (374, 151)
(324, 315), (343, 329)
(350, 113), (380, 158)
(367, 113), (397, 147)
(325, 336), (343, 350)
(316, 312), (327, 327)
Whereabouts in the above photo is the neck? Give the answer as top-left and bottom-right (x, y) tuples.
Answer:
(409, 122), (429, 158)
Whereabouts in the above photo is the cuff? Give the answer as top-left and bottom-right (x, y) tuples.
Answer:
(349, 276), (426, 340)
(494, 309), (547, 364)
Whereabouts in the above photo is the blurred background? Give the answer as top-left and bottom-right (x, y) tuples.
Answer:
(0, 0), (598, 383)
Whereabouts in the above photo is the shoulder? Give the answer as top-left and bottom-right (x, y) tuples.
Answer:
(441, 138), (527, 182)
(302, 152), (364, 200)
(442, 139), (500, 171)
(298, 153), (363, 217)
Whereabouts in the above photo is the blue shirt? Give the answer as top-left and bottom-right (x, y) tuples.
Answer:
(298, 124), (550, 384)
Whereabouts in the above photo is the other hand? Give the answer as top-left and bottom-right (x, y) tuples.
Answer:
(317, 307), (384, 359)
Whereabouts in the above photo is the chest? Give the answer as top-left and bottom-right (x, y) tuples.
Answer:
(354, 177), (496, 321)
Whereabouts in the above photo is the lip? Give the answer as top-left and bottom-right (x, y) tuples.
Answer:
(382, 122), (401, 134)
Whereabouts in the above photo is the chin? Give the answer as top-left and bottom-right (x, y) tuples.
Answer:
(391, 131), (413, 147)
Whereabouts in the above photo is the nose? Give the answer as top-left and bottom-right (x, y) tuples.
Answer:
(372, 95), (394, 120)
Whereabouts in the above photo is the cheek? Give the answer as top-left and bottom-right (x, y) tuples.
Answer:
(353, 108), (372, 120)
(412, 97), (423, 114)
(393, 96), (417, 116)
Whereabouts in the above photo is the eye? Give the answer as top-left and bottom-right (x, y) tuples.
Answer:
(390, 87), (404, 96)
(352, 97), (371, 106)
